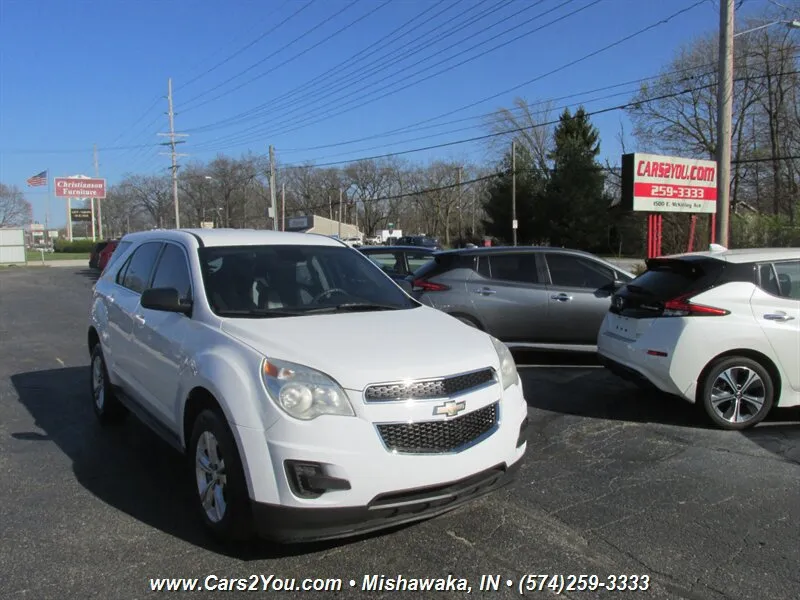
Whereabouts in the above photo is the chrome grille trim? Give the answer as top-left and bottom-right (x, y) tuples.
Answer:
(363, 367), (496, 402)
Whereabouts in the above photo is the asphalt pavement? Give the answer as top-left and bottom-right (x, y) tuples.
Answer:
(1, 267), (798, 600)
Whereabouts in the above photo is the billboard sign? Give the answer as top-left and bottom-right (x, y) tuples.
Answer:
(70, 208), (92, 222)
(620, 153), (717, 213)
(55, 177), (107, 199)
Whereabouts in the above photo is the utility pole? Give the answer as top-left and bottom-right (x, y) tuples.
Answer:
(269, 145), (277, 230)
(338, 188), (343, 238)
(281, 182), (285, 231)
(511, 139), (518, 246)
(94, 144), (103, 239)
(457, 166), (463, 243)
(716, 0), (734, 247)
(159, 78), (188, 229)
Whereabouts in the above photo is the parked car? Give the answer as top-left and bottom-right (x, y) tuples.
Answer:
(89, 240), (112, 269)
(410, 246), (634, 348)
(598, 246), (800, 430)
(96, 240), (119, 272)
(359, 245), (437, 281)
(394, 235), (441, 250)
(88, 229), (527, 543)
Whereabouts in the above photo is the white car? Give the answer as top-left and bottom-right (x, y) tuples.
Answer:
(88, 229), (527, 543)
(597, 246), (799, 430)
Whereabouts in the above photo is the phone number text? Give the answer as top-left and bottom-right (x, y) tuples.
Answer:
(517, 574), (650, 594)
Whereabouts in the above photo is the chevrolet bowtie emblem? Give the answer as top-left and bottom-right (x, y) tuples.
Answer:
(433, 400), (466, 418)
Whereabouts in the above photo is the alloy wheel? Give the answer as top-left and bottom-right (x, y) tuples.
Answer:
(709, 366), (766, 425)
(195, 431), (227, 523)
(92, 355), (105, 410)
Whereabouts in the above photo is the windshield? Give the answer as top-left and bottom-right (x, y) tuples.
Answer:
(198, 244), (418, 317)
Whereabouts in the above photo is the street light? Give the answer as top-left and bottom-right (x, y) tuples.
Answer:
(716, 3), (800, 247)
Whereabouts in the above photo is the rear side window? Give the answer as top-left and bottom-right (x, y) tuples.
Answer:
(482, 253), (540, 284)
(760, 260), (800, 300)
(119, 242), (163, 294)
(365, 252), (401, 274)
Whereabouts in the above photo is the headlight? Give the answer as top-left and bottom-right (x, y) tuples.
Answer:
(261, 358), (354, 420)
(490, 336), (518, 389)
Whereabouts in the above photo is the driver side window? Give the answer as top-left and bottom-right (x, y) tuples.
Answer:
(545, 253), (614, 289)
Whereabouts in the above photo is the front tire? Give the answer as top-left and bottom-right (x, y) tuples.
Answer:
(700, 356), (774, 430)
(188, 409), (254, 542)
(90, 344), (127, 424)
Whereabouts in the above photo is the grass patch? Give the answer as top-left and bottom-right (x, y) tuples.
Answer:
(25, 251), (89, 262)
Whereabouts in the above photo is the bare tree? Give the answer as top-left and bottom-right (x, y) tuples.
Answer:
(486, 97), (554, 175)
(0, 184), (32, 227)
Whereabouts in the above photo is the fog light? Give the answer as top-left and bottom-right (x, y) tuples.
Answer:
(516, 417), (529, 448)
(284, 460), (351, 499)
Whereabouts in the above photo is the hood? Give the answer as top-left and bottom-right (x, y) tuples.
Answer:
(220, 305), (499, 390)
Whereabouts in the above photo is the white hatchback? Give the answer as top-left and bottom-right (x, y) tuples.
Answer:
(88, 229), (528, 543)
(597, 246), (800, 430)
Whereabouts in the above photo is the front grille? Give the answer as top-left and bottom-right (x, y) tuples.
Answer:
(364, 368), (495, 401)
(377, 402), (498, 454)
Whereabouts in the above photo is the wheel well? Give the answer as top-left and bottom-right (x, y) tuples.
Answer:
(695, 349), (782, 403)
(448, 312), (483, 330)
(183, 387), (223, 449)
(88, 328), (100, 356)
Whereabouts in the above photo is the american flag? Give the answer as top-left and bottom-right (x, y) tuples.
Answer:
(26, 170), (47, 187)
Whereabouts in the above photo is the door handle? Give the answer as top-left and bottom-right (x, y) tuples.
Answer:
(763, 312), (795, 322)
(133, 314), (146, 326)
(551, 293), (573, 301)
(473, 287), (496, 295)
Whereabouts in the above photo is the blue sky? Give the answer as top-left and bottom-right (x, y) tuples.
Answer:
(0, 0), (773, 227)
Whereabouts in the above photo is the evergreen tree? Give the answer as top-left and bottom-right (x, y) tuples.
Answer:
(481, 140), (548, 244)
(542, 107), (611, 251)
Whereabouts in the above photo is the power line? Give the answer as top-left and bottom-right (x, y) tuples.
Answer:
(183, 0), (517, 134)
(191, 0), (587, 149)
(183, 0), (457, 134)
(174, 0), (294, 92)
(180, 0), (366, 111)
(272, 0), (714, 156)
(273, 68), (800, 169)
(277, 53), (800, 163)
(193, 0), (706, 153)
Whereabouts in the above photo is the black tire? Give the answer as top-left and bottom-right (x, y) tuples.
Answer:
(90, 344), (127, 424)
(188, 409), (254, 542)
(700, 356), (774, 430)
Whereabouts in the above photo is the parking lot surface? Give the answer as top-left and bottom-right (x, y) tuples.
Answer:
(2, 267), (799, 600)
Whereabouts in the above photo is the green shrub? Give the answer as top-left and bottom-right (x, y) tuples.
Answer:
(53, 239), (96, 253)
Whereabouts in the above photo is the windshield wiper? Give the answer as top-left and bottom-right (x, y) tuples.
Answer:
(302, 302), (402, 314)
(215, 308), (305, 318)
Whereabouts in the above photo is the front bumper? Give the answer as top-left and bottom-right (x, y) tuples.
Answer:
(251, 460), (521, 543)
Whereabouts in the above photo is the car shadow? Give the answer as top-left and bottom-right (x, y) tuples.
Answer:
(75, 268), (100, 283)
(520, 359), (800, 459)
(10, 366), (412, 560)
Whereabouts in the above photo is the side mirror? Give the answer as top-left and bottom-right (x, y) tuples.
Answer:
(397, 279), (413, 294)
(613, 279), (627, 290)
(141, 287), (192, 314)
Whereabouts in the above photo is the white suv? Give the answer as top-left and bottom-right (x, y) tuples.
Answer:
(598, 247), (799, 430)
(88, 229), (527, 542)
